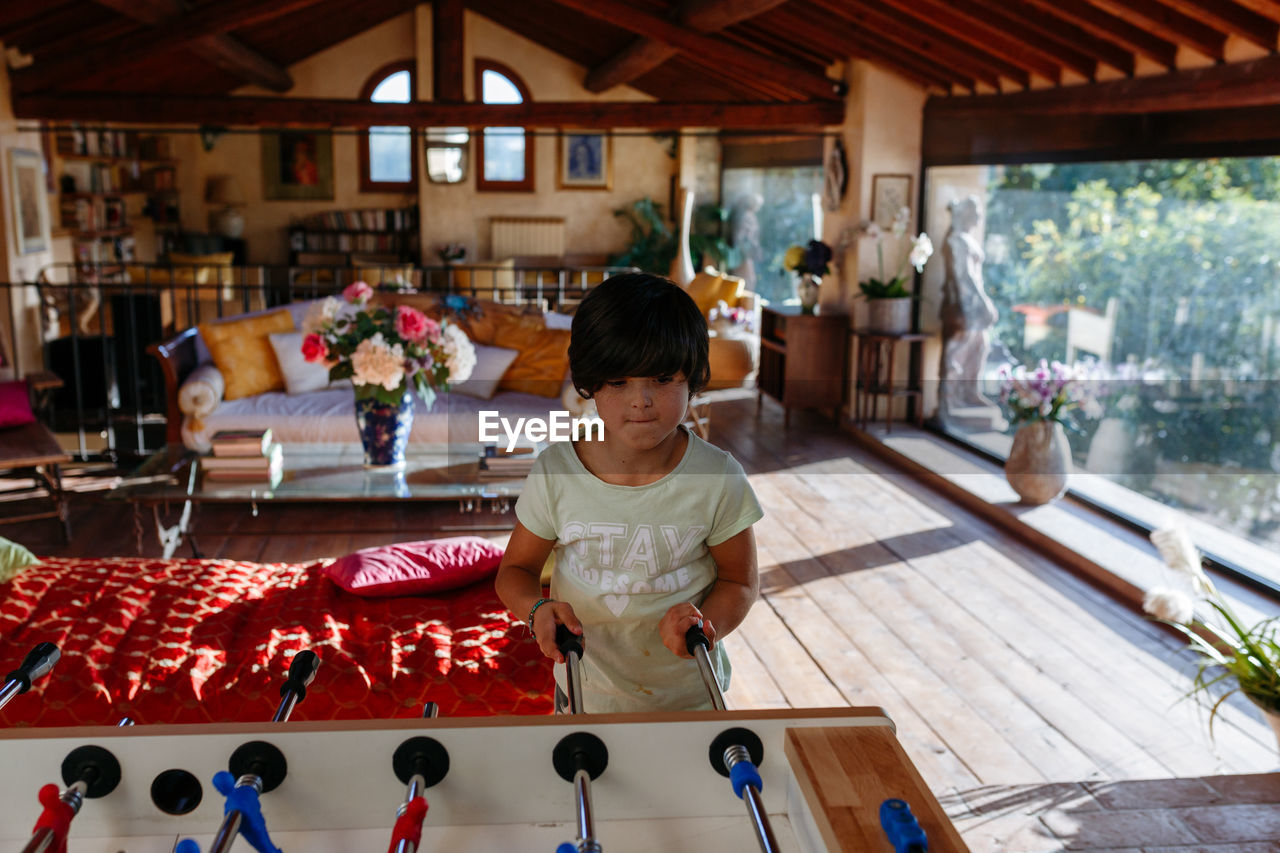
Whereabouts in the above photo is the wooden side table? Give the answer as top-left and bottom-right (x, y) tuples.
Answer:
(756, 306), (848, 427)
(852, 330), (929, 433)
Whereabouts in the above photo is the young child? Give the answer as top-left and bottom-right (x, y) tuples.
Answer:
(495, 272), (763, 713)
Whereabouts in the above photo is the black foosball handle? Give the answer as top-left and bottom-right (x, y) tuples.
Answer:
(273, 650), (320, 722)
(555, 625), (585, 715)
(1, 642), (60, 709)
(685, 624), (726, 711)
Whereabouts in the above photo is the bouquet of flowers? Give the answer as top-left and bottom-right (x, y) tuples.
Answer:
(1142, 523), (1280, 732)
(437, 243), (467, 264)
(851, 207), (933, 299)
(997, 359), (1102, 431)
(708, 299), (754, 335)
(782, 239), (834, 278)
(301, 281), (475, 407)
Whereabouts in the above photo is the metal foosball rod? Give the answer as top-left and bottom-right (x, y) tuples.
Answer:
(685, 625), (779, 853)
(201, 649), (320, 853)
(20, 745), (122, 853)
(551, 626), (606, 853)
(1, 643), (60, 711)
(388, 736), (449, 853)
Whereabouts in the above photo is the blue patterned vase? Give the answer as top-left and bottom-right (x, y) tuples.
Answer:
(354, 387), (416, 467)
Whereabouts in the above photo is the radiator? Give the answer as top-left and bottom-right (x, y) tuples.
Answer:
(490, 216), (566, 259)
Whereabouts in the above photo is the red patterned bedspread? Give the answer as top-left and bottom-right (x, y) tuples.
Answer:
(0, 556), (553, 727)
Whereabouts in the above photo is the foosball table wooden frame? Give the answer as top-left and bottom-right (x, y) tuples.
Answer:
(0, 707), (968, 852)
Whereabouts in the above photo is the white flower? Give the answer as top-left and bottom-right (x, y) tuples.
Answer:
(1150, 524), (1215, 596)
(909, 233), (934, 271)
(1142, 587), (1195, 624)
(351, 333), (405, 391)
(441, 323), (476, 384)
(302, 296), (341, 335)
(861, 220), (883, 240)
(891, 206), (910, 238)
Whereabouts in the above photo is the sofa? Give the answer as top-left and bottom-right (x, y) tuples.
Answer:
(150, 294), (591, 453)
(150, 276), (759, 453)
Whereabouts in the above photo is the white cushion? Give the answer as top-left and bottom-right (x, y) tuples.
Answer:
(450, 344), (520, 400)
(178, 364), (225, 417)
(268, 330), (333, 396)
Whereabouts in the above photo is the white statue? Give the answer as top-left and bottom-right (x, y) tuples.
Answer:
(938, 196), (1003, 428)
(729, 193), (763, 293)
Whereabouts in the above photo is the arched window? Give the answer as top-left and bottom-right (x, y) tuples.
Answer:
(359, 60), (417, 192)
(475, 59), (533, 192)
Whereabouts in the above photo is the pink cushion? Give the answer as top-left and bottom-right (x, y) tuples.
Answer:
(0, 381), (34, 429)
(323, 536), (504, 597)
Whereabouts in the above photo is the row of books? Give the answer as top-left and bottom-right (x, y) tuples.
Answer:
(289, 231), (417, 255)
(293, 207), (419, 233)
(60, 159), (143, 194)
(60, 197), (127, 232)
(202, 429), (282, 484)
(74, 235), (135, 265)
(56, 127), (170, 160)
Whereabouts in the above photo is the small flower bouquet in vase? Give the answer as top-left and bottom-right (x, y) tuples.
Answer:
(782, 239), (833, 314)
(708, 299), (754, 338)
(302, 281), (475, 466)
(997, 359), (1101, 504)
(1142, 524), (1280, 746)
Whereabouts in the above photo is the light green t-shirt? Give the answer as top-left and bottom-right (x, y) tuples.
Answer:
(516, 428), (763, 713)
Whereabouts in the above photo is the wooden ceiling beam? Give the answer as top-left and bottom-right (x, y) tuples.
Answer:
(1150, 0), (1279, 48)
(586, 0), (788, 93)
(925, 51), (1280, 116)
(873, 0), (1063, 84)
(1080, 0), (1227, 59)
(0, 3), (75, 36)
(13, 0), (320, 94)
(433, 0), (465, 101)
(958, 0), (1136, 76)
(13, 93), (846, 128)
(1019, 0), (1177, 68)
(819, 0), (1028, 90)
(541, 0), (842, 100)
(927, 0), (1099, 80)
(756, 11), (962, 91)
(1230, 0), (1280, 20)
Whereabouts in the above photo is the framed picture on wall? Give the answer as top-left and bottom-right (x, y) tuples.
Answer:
(262, 130), (334, 200)
(9, 148), (51, 255)
(871, 173), (913, 229)
(557, 130), (612, 190)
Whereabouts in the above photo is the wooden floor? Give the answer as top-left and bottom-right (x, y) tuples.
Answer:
(17, 396), (1278, 807)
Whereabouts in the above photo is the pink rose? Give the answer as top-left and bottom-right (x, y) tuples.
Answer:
(301, 333), (329, 363)
(423, 317), (441, 343)
(395, 305), (430, 342)
(343, 280), (374, 305)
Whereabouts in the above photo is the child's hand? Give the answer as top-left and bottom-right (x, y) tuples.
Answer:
(533, 600), (583, 664)
(659, 603), (716, 659)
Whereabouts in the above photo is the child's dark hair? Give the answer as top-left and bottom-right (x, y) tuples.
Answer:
(569, 272), (710, 399)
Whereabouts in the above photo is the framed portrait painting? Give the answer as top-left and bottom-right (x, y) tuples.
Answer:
(871, 174), (913, 229)
(262, 130), (334, 200)
(8, 149), (51, 255)
(557, 130), (612, 190)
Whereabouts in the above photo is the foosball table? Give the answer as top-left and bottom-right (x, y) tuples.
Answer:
(1, 640), (969, 852)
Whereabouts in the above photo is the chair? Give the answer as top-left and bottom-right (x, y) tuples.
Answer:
(1066, 297), (1118, 364)
(0, 378), (72, 541)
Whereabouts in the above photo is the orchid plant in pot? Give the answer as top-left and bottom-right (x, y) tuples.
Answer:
(1142, 524), (1280, 744)
(302, 281), (476, 466)
(852, 207), (934, 333)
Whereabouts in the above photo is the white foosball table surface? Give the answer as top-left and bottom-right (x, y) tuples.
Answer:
(0, 707), (969, 852)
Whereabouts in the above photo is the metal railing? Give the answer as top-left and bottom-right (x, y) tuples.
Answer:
(17, 261), (634, 460)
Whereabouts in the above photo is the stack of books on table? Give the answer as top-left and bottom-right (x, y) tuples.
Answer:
(203, 429), (283, 484)
(478, 440), (545, 479)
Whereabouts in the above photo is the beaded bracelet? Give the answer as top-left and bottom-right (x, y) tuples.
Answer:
(527, 597), (555, 630)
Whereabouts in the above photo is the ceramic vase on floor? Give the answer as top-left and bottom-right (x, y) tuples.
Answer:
(354, 387), (416, 467)
(798, 273), (820, 314)
(1005, 420), (1072, 505)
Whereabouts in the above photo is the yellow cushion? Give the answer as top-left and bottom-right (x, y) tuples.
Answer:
(492, 312), (571, 397)
(198, 309), (295, 401)
(685, 270), (744, 319)
(354, 265), (415, 289)
(169, 252), (236, 286)
(706, 336), (755, 390)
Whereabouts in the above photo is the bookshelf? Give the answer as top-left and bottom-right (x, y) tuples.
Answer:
(53, 126), (182, 275)
(288, 206), (420, 265)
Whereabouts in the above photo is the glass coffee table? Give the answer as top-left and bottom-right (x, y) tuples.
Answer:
(108, 443), (526, 557)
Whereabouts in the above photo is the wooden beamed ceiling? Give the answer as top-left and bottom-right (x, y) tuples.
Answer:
(2, 0), (1280, 130)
